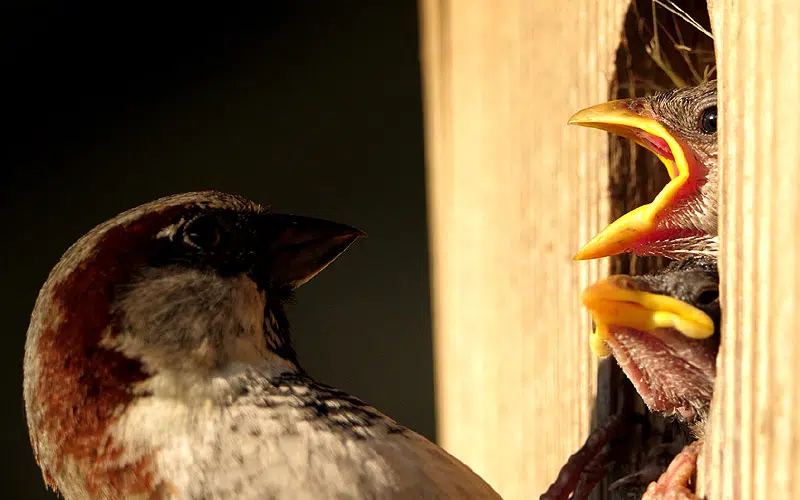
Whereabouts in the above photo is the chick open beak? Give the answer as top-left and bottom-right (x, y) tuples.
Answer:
(580, 276), (715, 358)
(568, 99), (691, 260)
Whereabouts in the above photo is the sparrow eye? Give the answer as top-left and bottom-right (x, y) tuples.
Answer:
(700, 105), (717, 134)
(183, 216), (221, 250)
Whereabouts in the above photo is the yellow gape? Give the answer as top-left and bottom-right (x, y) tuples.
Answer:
(581, 278), (715, 358)
(568, 100), (691, 260)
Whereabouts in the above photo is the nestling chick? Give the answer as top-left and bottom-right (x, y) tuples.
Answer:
(542, 258), (720, 500)
(569, 81), (718, 260)
(583, 258), (720, 430)
(23, 191), (500, 500)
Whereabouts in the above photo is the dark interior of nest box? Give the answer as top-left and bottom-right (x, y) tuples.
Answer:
(591, 1), (716, 498)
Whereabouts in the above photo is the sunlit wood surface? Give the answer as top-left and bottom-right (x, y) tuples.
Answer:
(700, 1), (800, 498)
(419, 1), (628, 497)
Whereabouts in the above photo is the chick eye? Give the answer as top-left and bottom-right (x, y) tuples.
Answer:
(700, 105), (717, 134)
(695, 287), (719, 307)
(183, 216), (221, 250)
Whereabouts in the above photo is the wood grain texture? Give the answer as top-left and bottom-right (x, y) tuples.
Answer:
(419, 2), (629, 497)
(700, 1), (800, 498)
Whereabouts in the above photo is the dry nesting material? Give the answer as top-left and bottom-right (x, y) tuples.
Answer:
(623, 0), (715, 94)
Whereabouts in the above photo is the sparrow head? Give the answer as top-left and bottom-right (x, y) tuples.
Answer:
(23, 191), (363, 494)
(581, 258), (720, 430)
(569, 80), (718, 260)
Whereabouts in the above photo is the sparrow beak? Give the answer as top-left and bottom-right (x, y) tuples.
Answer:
(580, 276), (715, 358)
(265, 214), (366, 289)
(568, 99), (692, 260)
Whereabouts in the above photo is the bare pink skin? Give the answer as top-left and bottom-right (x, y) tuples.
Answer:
(542, 260), (719, 499)
(642, 441), (702, 500)
(600, 267), (717, 498)
(604, 328), (712, 500)
(541, 323), (715, 500)
(605, 326), (716, 425)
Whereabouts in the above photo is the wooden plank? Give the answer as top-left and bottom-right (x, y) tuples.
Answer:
(700, 0), (800, 498)
(419, 1), (628, 497)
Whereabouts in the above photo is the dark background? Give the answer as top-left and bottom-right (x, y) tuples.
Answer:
(1, 2), (431, 497)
